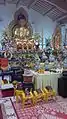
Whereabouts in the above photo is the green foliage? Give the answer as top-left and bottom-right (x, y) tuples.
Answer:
(32, 33), (41, 41)
(45, 37), (51, 47)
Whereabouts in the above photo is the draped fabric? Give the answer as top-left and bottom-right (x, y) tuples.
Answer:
(0, 58), (8, 71)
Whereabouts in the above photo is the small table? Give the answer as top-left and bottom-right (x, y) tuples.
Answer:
(1, 84), (14, 97)
(23, 74), (34, 91)
(31, 70), (61, 94)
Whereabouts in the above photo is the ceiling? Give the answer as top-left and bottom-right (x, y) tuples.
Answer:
(0, 0), (67, 24)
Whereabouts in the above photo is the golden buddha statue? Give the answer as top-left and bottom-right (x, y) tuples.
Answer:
(14, 14), (30, 39)
(52, 27), (61, 51)
(8, 7), (34, 51)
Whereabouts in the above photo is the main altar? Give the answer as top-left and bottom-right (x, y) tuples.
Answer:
(0, 7), (67, 97)
(1, 6), (66, 71)
(1, 7), (41, 69)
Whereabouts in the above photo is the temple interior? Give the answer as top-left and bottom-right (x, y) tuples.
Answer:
(0, 1), (67, 119)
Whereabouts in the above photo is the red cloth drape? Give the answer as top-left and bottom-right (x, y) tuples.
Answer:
(0, 58), (8, 70)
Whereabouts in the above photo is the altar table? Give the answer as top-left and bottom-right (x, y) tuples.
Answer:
(32, 71), (61, 94)
(1, 84), (14, 97)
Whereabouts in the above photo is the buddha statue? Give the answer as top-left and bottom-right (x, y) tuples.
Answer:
(14, 14), (30, 39)
(13, 13), (35, 51)
(7, 7), (34, 51)
(52, 27), (61, 51)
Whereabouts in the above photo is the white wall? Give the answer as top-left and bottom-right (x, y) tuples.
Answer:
(0, 4), (57, 47)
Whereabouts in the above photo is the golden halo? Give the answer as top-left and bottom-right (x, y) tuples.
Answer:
(14, 7), (28, 22)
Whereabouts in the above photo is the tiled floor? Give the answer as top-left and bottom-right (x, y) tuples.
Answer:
(0, 96), (67, 119)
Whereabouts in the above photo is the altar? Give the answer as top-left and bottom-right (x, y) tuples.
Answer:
(32, 71), (61, 94)
(0, 7), (66, 96)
